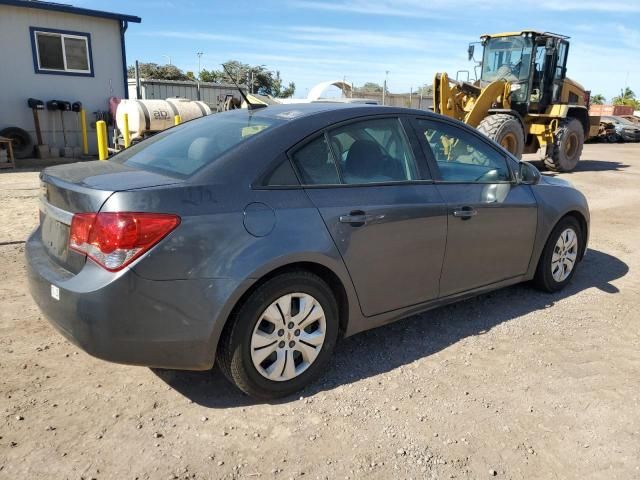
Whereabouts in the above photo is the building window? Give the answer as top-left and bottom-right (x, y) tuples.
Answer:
(30, 27), (93, 76)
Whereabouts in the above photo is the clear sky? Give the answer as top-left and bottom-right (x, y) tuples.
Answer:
(79, 0), (639, 100)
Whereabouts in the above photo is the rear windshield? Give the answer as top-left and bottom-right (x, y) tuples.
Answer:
(110, 112), (284, 177)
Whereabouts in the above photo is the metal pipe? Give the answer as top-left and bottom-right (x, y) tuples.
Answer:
(135, 60), (141, 99)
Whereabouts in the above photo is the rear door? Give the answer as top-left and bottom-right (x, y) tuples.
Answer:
(290, 116), (447, 317)
(411, 117), (538, 297)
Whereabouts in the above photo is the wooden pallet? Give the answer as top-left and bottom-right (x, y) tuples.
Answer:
(0, 137), (16, 169)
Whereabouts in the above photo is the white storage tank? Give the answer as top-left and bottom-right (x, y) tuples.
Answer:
(116, 98), (211, 138)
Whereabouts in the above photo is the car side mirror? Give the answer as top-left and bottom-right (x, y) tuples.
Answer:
(518, 162), (541, 185)
(467, 44), (475, 61)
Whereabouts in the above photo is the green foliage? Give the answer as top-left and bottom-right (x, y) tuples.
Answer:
(590, 94), (606, 105)
(213, 60), (296, 98)
(126, 63), (190, 81)
(612, 87), (640, 109)
(128, 60), (296, 98)
(198, 68), (221, 83)
(416, 83), (433, 96)
(356, 82), (384, 93)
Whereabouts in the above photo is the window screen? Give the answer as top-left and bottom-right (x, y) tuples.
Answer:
(36, 34), (64, 70)
(64, 37), (89, 71)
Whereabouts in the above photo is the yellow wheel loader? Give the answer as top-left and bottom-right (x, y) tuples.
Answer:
(434, 31), (600, 172)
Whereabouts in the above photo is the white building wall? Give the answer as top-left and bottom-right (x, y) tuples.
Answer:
(0, 5), (127, 155)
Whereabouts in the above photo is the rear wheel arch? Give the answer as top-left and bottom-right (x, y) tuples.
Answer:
(223, 262), (350, 343)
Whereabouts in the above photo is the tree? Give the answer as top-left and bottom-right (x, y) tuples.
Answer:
(356, 82), (384, 93)
(612, 87), (640, 109)
(127, 63), (190, 81)
(198, 68), (222, 83)
(416, 84), (433, 96)
(200, 61), (295, 98)
(270, 70), (296, 98)
(590, 93), (606, 105)
(128, 60), (296, 98)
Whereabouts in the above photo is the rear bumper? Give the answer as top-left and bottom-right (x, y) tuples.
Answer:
(26, 228), (245, 370)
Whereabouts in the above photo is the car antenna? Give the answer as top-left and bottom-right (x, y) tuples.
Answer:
(222, 64), (267, 111)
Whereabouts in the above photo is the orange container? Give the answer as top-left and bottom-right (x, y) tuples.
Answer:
(589, 104), (634, 116)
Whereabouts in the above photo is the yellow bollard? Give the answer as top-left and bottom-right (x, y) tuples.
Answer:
(96, 120), (108, 160)
(174, 115), (181, 126)
(122, 113), (131, 148)
(80, 109), (89, 155)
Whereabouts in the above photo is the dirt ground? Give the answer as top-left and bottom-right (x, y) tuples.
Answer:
(1, 144), (639, 480)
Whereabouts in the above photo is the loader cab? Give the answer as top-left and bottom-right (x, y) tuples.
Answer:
(479, 32), (569, 115)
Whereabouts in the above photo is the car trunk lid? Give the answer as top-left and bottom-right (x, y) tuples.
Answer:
(39, 161), (181, 273)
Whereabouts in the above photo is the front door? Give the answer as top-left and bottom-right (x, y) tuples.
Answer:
(412, 118), (538, 297)
(289, 117), (448, 317)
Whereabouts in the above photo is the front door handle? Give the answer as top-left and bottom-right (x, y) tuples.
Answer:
(452, 206), (477, 220)
(339, 210), (373, 226)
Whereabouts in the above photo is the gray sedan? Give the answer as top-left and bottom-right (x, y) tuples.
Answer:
(26, 104), (590, 399)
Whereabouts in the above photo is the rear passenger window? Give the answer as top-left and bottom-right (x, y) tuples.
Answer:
(328, 118), (418, 184)
(291, 136), (340, 185)
(262, 157), (299, 186)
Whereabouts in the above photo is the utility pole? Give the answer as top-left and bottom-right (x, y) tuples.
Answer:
(383, 70), (389, 105)
(196, 52), (204, 78)
(162, 55), (172, 65)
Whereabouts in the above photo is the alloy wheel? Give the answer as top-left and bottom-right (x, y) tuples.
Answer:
(250, 293), (326, 382)
(551, 228), (579, 282)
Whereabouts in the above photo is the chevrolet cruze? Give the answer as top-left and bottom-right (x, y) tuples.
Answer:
(27, 103), (590, 398)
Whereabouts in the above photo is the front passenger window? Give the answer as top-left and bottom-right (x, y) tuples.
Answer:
(415, 119), (512, 183)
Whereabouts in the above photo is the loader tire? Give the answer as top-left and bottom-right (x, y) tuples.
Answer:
(543, 118), (584, 172)
(477, 114), (525, 159)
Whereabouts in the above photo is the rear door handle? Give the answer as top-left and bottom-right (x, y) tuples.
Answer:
(452, 207), (477, 220)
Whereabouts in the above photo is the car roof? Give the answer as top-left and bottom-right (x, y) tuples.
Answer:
(236, 103), (437, 122)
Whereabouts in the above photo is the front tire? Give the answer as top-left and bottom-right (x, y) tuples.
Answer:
(217, 271), (339, 399)
(534, 216), (582, 292)
(544, 118), (584, 172)
(477, 114), (525, 159)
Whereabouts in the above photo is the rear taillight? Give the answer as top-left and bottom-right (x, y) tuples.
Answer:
(69, 212), (180, 271)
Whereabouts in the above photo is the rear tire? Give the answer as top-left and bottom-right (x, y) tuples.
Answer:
(217, 271), (339, 399)
(534, 216), (582, 292)
(543, 118), (584, 172)
(477, 114), (525, 159)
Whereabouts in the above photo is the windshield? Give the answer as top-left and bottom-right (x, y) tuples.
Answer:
(481, 36), (533, 83)
(111, 112), (285, 177)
